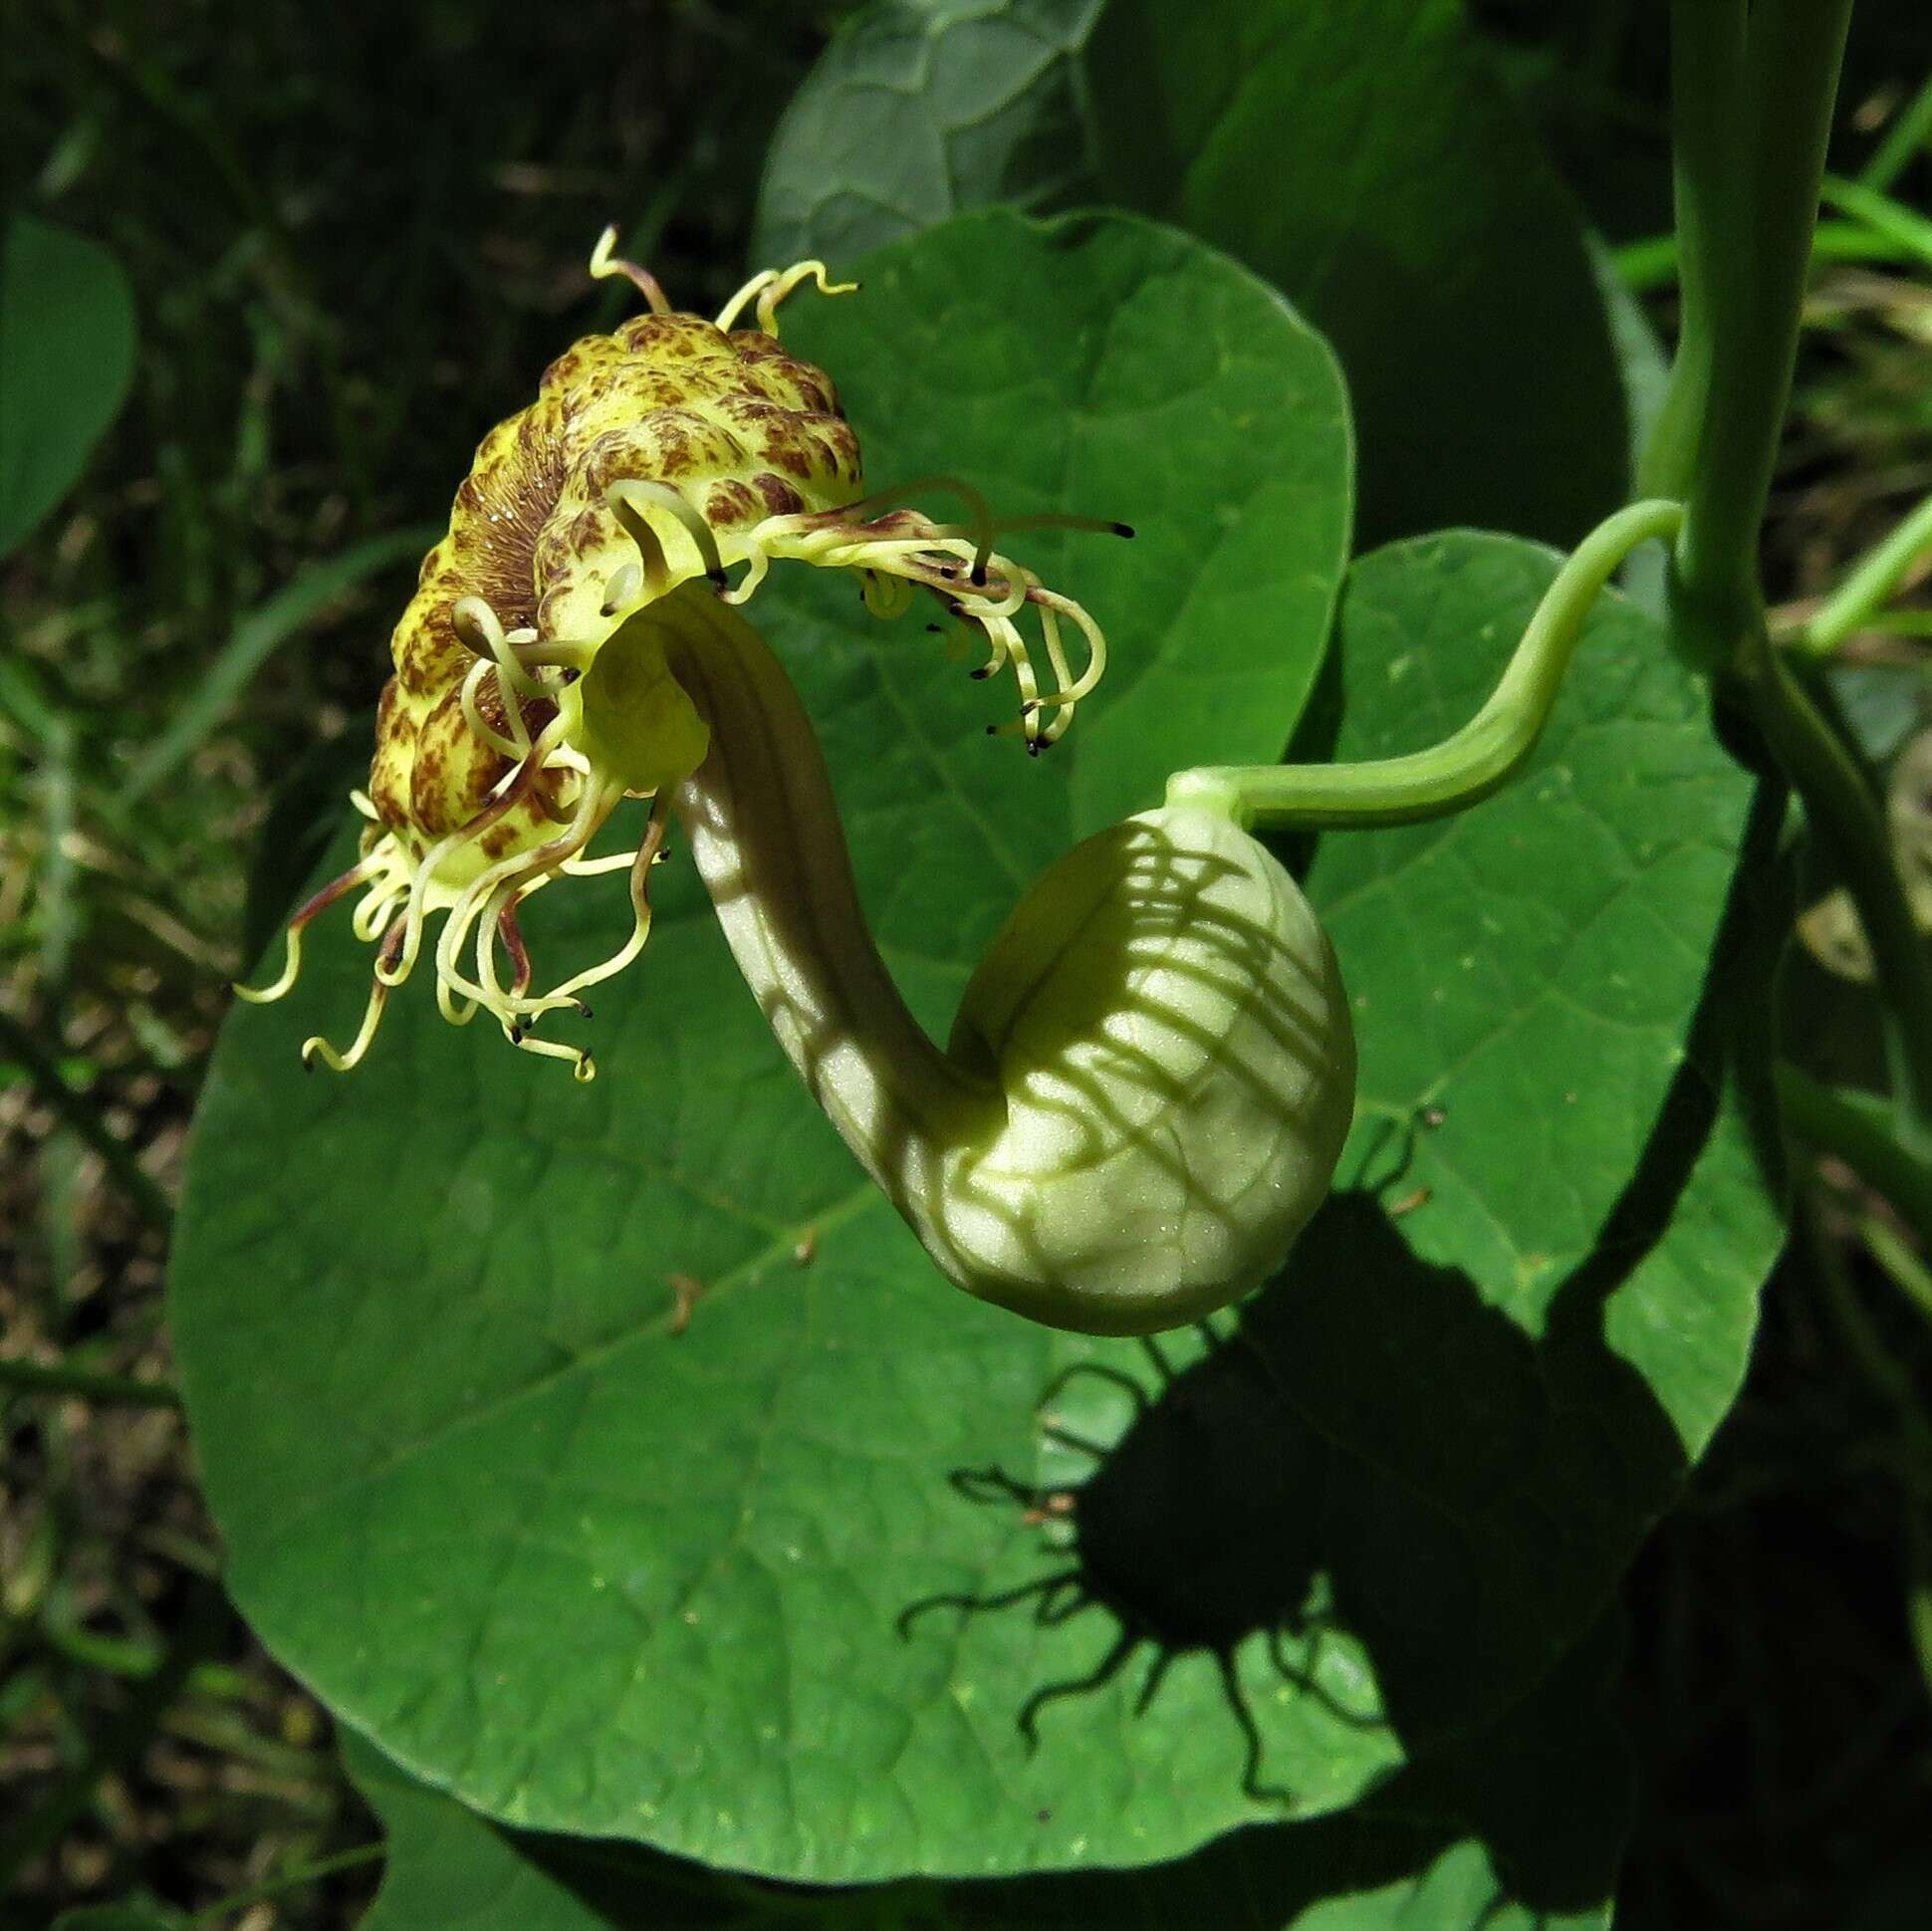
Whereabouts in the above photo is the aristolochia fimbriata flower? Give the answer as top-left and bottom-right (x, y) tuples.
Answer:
(241, 230), (1125, 1079)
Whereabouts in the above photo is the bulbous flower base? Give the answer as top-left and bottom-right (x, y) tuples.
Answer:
(933, 806), (1356, 1334)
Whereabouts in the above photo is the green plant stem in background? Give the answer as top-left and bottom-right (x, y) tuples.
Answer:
(1860, 69), (1932, 192)
(1800, 490), (1932, 653)
(186, 1843), (386, 1927)
(1777, 1062), (1932, 1238)
(1856, 1211), (1932, 1332)
(1811, 1201), (1929, 1419)
(0, 1582), (227, 1894)
(1613, 217), (1916, 294)
(1671, 0), (1853, 669)
(38, 712), (79, 989)
(1909, 1507), (1932, 1704)
(1165, 498), (1682, 830)
(117, 525), (441, 809)
(0, 1354), (181, 1408)
(0, 1007), (172, 1227)
(1821, 170), (1932, 274)
(1752, 647), (1932, 1151)
(1857, 610), (1932, 638)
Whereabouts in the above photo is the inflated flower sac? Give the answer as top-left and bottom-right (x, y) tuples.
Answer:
(243, 233), (1357, 1333)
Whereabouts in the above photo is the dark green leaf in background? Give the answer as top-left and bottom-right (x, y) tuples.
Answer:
(0, 215), (137, 561)
(754, 0), (1107, 267)
(756, 0), (1625, 549)
(347, 1615), (1627, 1929)
(170, 209), (1360, 1883)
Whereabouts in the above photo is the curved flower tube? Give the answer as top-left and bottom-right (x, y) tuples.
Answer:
(652, 586), (1357, 1336)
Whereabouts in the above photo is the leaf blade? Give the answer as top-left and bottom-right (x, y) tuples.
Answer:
(0, 216), (137, 561)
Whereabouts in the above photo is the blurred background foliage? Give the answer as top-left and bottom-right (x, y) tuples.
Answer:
(3, 0), (1932, 1925)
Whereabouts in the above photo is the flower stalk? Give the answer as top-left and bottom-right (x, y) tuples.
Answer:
(1165, 498), (1683, 833)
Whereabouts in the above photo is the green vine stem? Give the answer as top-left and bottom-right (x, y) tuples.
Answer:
(1653, 0), (1932, 1149)
(1857, 1211), (1932, 1334)
(1818, 173), (1932, 276)
(1799, 490), (1932, 654)
(0, 1007), (172, 1229)
(1859, 71), (1932, 194)
(1776, 1061), (1932, 1238)
(0, 1354), (181, 1408)
(1164, 498), (1683, 832)
(1671, 0), (1852, 670)
(1750, 641), (1932, 1150)
(1640, 0), (1747, 503)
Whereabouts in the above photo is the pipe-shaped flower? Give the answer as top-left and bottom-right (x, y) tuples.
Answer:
(235, 238), (1360, 1334)
(240, 237), (1119, 1077)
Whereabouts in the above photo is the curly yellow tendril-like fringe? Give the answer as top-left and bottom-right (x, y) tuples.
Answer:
(238, 229), (1126, 1079)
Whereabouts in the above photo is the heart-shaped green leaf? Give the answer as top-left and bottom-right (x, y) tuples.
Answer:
(755, 0), (1625, 548)
(0, 215), (137, 561)
(169, 208), (1357, 1881)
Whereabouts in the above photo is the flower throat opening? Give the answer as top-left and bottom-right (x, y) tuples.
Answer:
(238, 229), (1128, 1079)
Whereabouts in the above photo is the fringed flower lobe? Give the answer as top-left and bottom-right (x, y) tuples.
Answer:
(241, 231), (1124, 1077)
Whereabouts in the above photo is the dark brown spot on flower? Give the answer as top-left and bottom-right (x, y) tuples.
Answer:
(616, 313), (727, 361)
(541, 333), (626, 394)
(721, 393), (787, 432)
(542, 348), (586, 391)
(752, 473), (806, 517)
(411, 686), (513, 835)
(367, 678), (417, 830)
(705, 479), (761, 527)
(395, 597), (465, 698)
(765, 441), (816, 481)
(812, 419), (862, 478)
